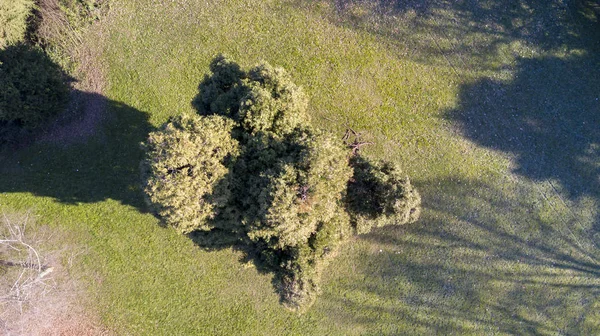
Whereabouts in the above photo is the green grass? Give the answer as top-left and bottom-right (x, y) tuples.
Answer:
(0, 0), (36, 48)
(1, 0), (599, 334)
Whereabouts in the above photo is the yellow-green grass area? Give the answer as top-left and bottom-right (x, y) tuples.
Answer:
(1, 0), (599, 334)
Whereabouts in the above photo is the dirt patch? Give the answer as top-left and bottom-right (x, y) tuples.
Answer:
(6, 285), (111, 336)
(38, 87), (108, 146)
(37, 11), (110, 146)
(13, 303), (110, 336)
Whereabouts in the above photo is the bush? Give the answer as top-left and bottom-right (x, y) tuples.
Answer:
(236, 128), (352, 249)
(192, 55), (248, 121)
(30, 0), (107, 68)
(142, 56), (421, 310)
(346, 156), (422, 234)
(0, 43), (70, 129)
(0, 0), (36, 48)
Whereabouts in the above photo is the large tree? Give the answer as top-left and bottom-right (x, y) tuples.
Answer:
(142, 56), (421, 310)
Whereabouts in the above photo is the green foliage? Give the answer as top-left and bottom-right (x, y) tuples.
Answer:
(142, 56), (421, 310)
(192, 55), (248, 121)
(57, 0), (105, 27)
(193, 55), (310, 139)
(241, 63), (310, 137)
(0, 43), (70, 129)
(237, 128), (352, 250)
(277, 207), (351, 308)
(347, 156), (422, 234)
(141, 114), (239, 234)
(0, 0), (36, 48)
(20, 0), (108, 73)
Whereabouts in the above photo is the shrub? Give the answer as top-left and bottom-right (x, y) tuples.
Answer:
(276, 207), (351, 308)
(0, 0), (36, 48)
(346, 156), (422, 234)
(0, 43), (70, 129)
(241, 63), (310, 137)
(192, 55), (248, 121)
(142, 56), (421, 310)
(237, 128), (352, 249)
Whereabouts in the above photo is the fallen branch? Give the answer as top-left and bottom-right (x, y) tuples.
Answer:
(343, 128), (374, 155)
(0, 240), (43, 273)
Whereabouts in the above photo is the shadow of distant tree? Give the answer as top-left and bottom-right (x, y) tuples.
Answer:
(446, 53), (600, 202)
(0, 45), (153, 211)
(290, 0), (600, 331)
(438, 0), (600, 241)
(325, 177), (600, 334)
(442, 0), (600, 238)
(331, 0), (588, 47)
(292, 0), (600, 71)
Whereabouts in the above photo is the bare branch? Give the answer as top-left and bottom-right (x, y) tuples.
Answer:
(349, 141), (374, 155)
(0, 240), (43, 273)
(342, 128), (374, 155)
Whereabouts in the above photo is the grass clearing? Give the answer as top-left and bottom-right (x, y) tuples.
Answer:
(1, 0), (599, 334)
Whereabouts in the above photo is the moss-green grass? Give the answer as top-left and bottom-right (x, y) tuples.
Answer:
(1, 0), (599, 334)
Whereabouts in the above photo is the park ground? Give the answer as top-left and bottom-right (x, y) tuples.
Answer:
(1, 0), (599, 334)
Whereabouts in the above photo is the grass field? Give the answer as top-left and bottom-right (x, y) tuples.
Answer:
(1, 0), (599, 334)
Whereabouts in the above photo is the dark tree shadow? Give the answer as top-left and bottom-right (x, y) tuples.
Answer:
(443, 0), (600, 230)
(0, 93), (153, 210)
(184, 178), (299, 307)
(0, 46), (153, 211)
(446, 53), (600, 202)
(188, 227), (295, 303)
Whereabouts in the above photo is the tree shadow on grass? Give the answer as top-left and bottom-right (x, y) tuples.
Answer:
(446, 52), (600, 200)
(325, 177), (600, 334)
(183, 176), (302, 308)
(0, 46), (153, 211)
(308, 2), (600, 330)
(443, 2), (600, 230)
(291, 0), (599, 71)
(0, 93), (153, 211)
(327, 7), (600, 324)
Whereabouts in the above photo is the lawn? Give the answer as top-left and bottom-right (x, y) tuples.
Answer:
(1, 0), (599, 334)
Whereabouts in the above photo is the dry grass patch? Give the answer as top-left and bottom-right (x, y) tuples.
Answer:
(0, 211), (110, 335)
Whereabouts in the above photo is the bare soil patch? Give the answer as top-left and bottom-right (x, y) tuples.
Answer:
(38, 14), (109, 146)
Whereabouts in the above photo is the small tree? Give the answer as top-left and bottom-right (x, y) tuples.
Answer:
(346, 156), (422, 234)
(142, 56), (422, 310)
